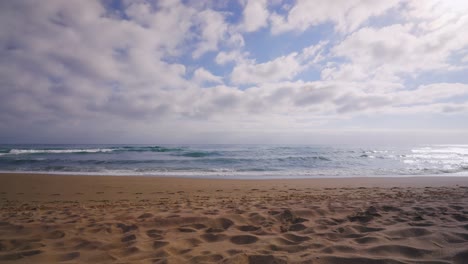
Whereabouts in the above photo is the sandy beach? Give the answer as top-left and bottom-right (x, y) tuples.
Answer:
(1, 173), (468, 263)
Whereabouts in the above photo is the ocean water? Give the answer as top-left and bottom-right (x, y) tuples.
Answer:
(0, 144), (467, 179)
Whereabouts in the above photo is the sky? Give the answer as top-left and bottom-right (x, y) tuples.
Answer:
(0, 0), (468, 145)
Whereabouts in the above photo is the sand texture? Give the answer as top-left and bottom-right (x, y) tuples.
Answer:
(1, 174), (468, 263)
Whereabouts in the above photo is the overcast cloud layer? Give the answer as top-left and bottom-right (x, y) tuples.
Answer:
(1, 0), (468, 144)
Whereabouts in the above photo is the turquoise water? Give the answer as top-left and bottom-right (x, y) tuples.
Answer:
(0, 144), (467, 178)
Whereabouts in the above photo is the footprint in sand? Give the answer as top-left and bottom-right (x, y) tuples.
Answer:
(58, 252), (80, 261)
(321, 245), (356, 254)
(237, 225), (261, 232)
(366, 244), (433, 259)
(122, 246), (140, 255)
(185, 223), (207, 230)
(73, 239), (103, 251)
(121, 234), (136, 243)
(116, 223), (138, 233)
(229, 235), (258, 245)
(287, 223), (307, 231)
(190, 254), (223, 262)
(153, 241), (169, 249)
(209, 218), (234, 230)
(282, 233), (310, 243)
(0, 250), (43, 261)
(184, 238), (202, 247)
(178, 227), (197, 233)
(384, 227), (430, 238)
(138, 213), (153, 219)
(200, 233), (228, 242)
(225, 254), (287, 264)
(226, 249), (243, 256)
(354, 236), (381, 244)
(146, 229), (163, 239)
(46, 230), (65, 239)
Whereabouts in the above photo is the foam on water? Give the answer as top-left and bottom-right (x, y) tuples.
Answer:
(411, 147), (468, 155)
(7, 148), (115, 154)
(0, 144), (467, 178)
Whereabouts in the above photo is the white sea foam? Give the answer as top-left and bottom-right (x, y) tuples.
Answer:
(1, 144), (468, 178)
(412, 147), (468, 155)
(407, 153), (462, 160)
(7, 148), (115, 155)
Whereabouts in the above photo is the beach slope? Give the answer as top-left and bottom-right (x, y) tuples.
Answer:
(1, 173), (468, 263)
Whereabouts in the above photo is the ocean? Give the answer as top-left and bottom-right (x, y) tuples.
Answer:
(0, 144), (467, 178)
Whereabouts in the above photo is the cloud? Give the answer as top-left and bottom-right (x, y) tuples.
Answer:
(215, 50), (248, 65)
(293, 86), (337, 107)
(441, 104), (468, 113)
(231, 53), (302, 85)
(193, 68), (223, 84)
(404, 0), (468, 21)
(192, 9), (229, 58)
(326, 14), (468, 82)
(0, 0), (467, 143)
(0, 0), (197, 125)
(463, 55), (468, 63)
(395, 83), (468, 105)
(240, 0), (269, 32)
(230, 42), (326, 85)
(123, 0), (197, 56)
(270, 0), (402, 34)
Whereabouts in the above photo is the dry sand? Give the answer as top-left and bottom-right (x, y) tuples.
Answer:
(1, 173), (468, 263)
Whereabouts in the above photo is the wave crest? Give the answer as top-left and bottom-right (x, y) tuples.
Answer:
(8, 148), (114, 155)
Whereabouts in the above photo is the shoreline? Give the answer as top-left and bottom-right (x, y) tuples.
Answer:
(2, 172), (468, 202)
(1, 170), (468, 180)
(1, 173), (468, 263)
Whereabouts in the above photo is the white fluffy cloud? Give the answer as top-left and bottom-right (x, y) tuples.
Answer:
(231, 53), (302, 85)
(193, 68), (223, 84)
(0, 0), (467, 143)
(215, 50), (248, 65)
(325, 10), (468, 82)
(231, 42), (326, 85)
(395, 83), (468, 105)
(192, 9), (229, 58)
(270, 0), (401, 34)
(240, 0), (269, 32)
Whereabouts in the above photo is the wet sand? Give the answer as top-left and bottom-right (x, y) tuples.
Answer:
(1, 173), (468, 263)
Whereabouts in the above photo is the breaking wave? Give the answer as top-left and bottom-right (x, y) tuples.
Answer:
(0, 144), (467, 178)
